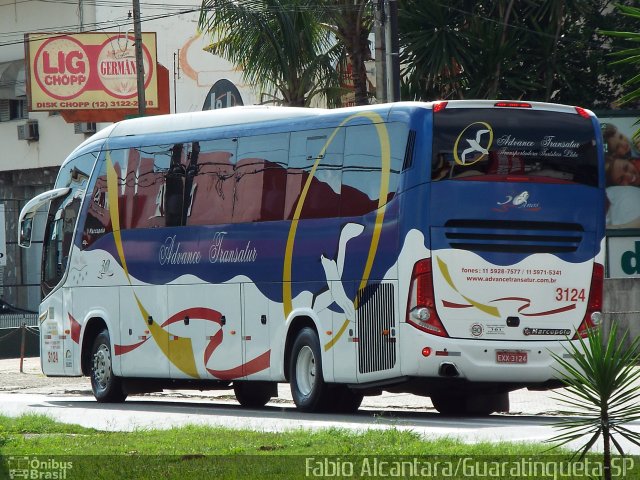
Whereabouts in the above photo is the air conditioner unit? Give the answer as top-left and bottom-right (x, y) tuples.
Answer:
(74, 122), (96, 134)
(17, 121), (38, 141)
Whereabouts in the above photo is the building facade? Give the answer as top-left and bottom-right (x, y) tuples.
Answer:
(0, 0), (259, 310)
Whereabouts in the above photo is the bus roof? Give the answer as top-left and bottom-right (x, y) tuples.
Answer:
(68, 100), (593, 159)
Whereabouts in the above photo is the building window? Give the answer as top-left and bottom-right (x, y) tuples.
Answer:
(0, 98), (28, 121)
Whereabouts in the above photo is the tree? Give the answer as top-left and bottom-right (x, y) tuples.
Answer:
(198, 0), (343, 107)
(397, 0), (638, 109)
(316, 0), (374, 105)
(599, 4), (640, 109)
(549, 323), (640, 480)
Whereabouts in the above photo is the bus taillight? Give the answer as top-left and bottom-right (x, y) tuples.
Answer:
(433, 101), (448, 113)
(494, 101), (532, 108)
(575, 106), (591, 119)
(573, 263), (604, 339)
(406, 258), (449, 337)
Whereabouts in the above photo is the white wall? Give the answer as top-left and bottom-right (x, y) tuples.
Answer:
(0, 112), (91, 171)
(94, 1), (260, 113)
(0, 0), (98, 172)
(0, 0), (262, 174)
(0, 1), (96, 60)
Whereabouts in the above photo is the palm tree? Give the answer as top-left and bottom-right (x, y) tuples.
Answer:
(198, 0), (343, 107)
(316, 0), (374, 105)
(397, 0), (628, 107)
(549, 323), (640, 480)
(600, 4), (640, 109)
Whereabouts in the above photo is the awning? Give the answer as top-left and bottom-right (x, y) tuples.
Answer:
(0, 59), (26, 99)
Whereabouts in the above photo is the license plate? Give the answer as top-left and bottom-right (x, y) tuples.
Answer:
(496, 350), (528, 364)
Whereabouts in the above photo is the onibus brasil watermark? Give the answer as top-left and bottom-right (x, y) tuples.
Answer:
(305, 456), (636, 479)
(8, 457), (73, 479)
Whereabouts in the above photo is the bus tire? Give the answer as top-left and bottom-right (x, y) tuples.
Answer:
(90, 330), (127, 403)
(289, 327), (330, 412)
(233, 381), (276, 408)
(329, 385), (363, 413)
(430, 394), (467, 415)
(431, 392), (509, 416)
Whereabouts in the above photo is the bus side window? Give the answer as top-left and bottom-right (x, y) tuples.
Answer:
(163, 143), (186, 227)
(128, 144), (182, 229)
(234, 133), (289, 223)
(185, 138), (237, 226)
(342, 122), (406, 216)
(285, 128), (344, 220)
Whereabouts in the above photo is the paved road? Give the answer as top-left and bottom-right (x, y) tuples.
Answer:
(1, 357), (639, 454)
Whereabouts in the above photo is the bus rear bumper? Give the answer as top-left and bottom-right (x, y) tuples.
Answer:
(399, 324), (585, 384)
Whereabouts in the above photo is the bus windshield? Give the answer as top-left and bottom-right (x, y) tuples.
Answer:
(432, 108), (598, 185)
(41, 153), (96, 296)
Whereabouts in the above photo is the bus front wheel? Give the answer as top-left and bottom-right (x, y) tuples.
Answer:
(289, 327), (330, 412)
(90, 330), (127, 403)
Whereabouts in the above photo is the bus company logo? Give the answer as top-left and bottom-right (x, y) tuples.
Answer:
(470, 323), (484, 337)
(523, 327), (571, 336)
(209, 232), (258, 264)
(159, 235), (202, 265)
(494, 191), (541, 212)
(453, 122), (494, 166)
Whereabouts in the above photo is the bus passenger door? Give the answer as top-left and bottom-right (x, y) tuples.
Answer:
(241, 283), (272, 381)
(167, 284), (243, 380)
(119, 286), (170, 378)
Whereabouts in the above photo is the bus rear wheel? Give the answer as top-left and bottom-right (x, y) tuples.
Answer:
(329, 385), (363, 413)
(90, 330), (127, 403)
(431, 392), (509, 416)
(233, 381), (277, 408)
(289, 327), (330, 412)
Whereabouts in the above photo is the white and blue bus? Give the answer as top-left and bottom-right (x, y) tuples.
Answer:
(19, 101), (605, 414)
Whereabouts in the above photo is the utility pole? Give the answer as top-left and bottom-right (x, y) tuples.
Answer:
(384, 0), (400, 102)
(78, 0), (84, 31)
(133, 0), (146, 116)
(375, 0), (387, 103)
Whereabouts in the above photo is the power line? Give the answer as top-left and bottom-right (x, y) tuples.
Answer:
(0, 1), (373, 47)
(0, 7), (202, 49)
(0, 1), (626, 63)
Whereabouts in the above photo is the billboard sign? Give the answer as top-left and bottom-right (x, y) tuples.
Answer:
(202, 79), (244, 110)
(600, 113), (640, 230)
(26, 32), (158, 111)
(608, 236), (640, 278)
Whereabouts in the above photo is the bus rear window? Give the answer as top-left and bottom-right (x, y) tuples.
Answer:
(432, 108), (598, 186)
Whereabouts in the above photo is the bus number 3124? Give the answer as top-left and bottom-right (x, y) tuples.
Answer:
(555, 288), (586, 302)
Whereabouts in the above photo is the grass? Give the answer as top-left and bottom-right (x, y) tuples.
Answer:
(0, 414), (638, 479)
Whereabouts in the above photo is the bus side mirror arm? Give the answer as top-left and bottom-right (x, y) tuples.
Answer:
(18, 187), (71, 248)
